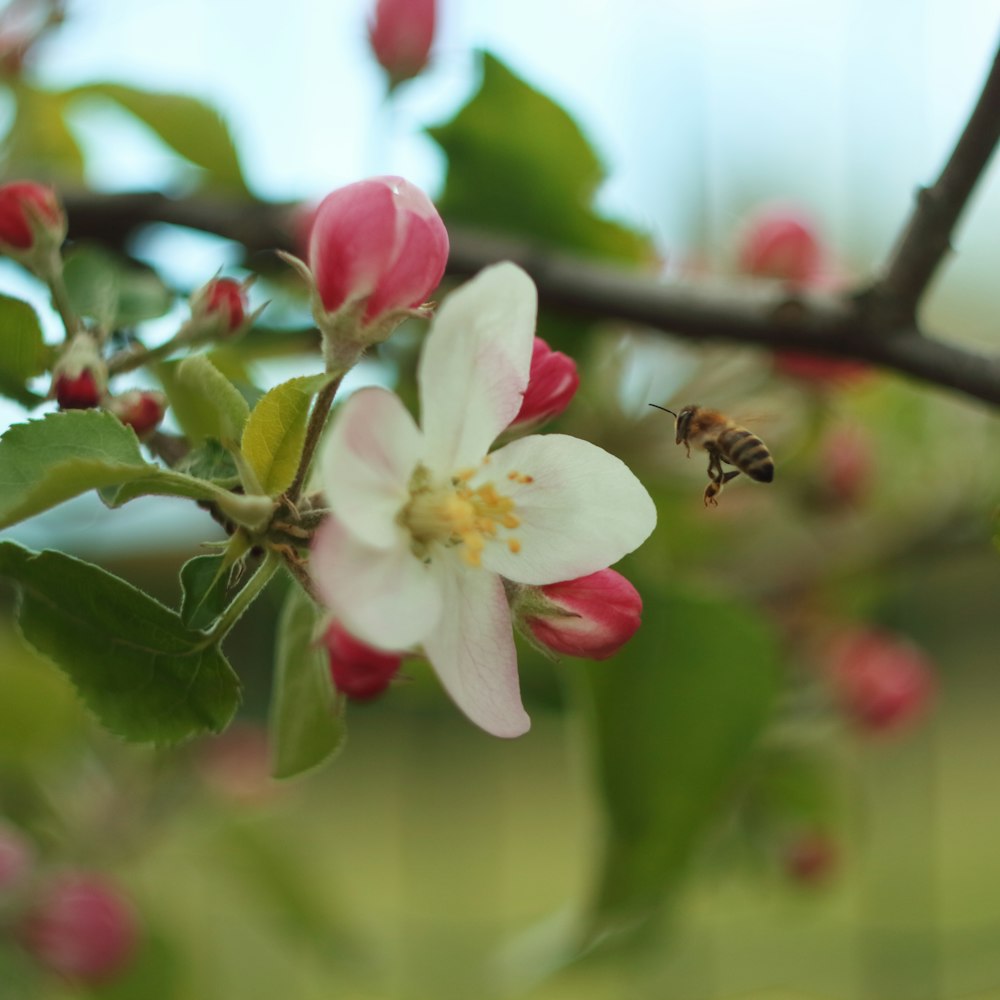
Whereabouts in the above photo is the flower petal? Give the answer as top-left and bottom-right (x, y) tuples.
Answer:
(479, 433), (657, 584)
(418, 262), (537, 474)
(310, 516), (442, 650)
(422, 562), (530, 738)
(319, 386), (422, 550)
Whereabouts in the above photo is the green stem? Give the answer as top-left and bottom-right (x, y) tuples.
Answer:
(107, 321), (205, 375)
(200, 552), (279, 646)
(39, 250), (81, 339)
(287, 374), (343, 504)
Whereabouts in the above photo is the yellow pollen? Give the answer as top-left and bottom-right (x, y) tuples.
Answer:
(502, 513), (520, 529)
(454, 467), (476, 483)
(506, 469), (535, 485)
(507, 538), (522, 554)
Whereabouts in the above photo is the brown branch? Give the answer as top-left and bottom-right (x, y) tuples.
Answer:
(864, 37), (1000, 326)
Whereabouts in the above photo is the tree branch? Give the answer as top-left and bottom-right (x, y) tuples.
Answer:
(865, 37), (1000, 326)
(58, 37), (1000, 411)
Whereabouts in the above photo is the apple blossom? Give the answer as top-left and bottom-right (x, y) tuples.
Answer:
(506, 337), (579, 433)
(324, 621), (403, 700)
(305, 176), (448, 358)
(310, 263), (656, 737)
(368, 0), (436, 90)
(513, 569), (642, 660)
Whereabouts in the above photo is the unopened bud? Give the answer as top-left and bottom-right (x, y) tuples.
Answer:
(826, 628), (935, 734)
(189, 276), (251, 337)
(107, 390), (167, 438)
(51, 333), (106, 410)
(513, 569), (643, 660)
(0, 180), (64, 253)
(507, 338), (579, 433)
(738, 207), (822, 285)
(17, 872), (139, 985)
(783, 830), (837, 886)
(368, 0), (436, 90)
(324, 621), (403, 700)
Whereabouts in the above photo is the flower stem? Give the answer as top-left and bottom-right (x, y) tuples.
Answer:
(38, 249), (80, 339)
(287, 374), (342, 504)
(201, 552), (280, 646)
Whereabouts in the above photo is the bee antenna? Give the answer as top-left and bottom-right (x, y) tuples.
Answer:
(649, 403), (678, 418)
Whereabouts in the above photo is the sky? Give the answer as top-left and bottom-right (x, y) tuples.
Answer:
(4, 0), (1000, 552)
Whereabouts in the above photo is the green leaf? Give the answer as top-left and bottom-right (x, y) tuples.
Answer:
(242, 374), (332, 497)
(580, 584), (780, 943)
(0, 410), (150, 530)
(175, 438), (240, 487)
(428, 53), (651, 262)
(62, 245), (173, 331)
(0, 542), (240, 743)
(0, 294), (53, 405)
(161, 355), (250, 447)
(269, 583), (345, 778)
(72, 83), (249, 194)
(179, 554), (231, 630)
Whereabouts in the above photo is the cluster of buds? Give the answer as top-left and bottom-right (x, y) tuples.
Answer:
(0, 822), (138, 986)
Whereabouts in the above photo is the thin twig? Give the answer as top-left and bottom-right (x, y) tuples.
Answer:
(866, 37), (1000, 326)
(286, 376), (342, 504)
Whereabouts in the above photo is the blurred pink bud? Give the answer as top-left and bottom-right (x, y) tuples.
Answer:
(818, 424), (874, 508)
(308, 175), (449, 324)
(0, 180), (63, 251)
(738, 208), (822, 285)
(508, 338), (579, 431)
(773, 351), (869, 385)
(783, 830), (837, 885)
(324, 622), (403, 700)
(18, 873), (139, 985)
(199, 723), (276, 805)
(368, 0), (436, 89)
(519, 569), (642, 660)
(0, 821), (34, 896)
(107, 390), (167, 438)
(827, 628), (935, 734)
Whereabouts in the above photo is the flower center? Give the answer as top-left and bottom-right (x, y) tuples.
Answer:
(402, 463), (525, 567)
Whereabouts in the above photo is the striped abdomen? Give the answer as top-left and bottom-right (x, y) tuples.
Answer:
(717, 425), (774, 482)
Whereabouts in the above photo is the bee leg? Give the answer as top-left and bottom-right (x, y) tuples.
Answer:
(704, 469), (741, 507)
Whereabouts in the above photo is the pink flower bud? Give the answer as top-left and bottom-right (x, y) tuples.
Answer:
(518, 569), (643, 660)
(324, 622), (403, 700)
(307, 176), (449, 325)
(826, 628), (935, 734)
(107, 390), (167, 438)
(738, 207), (822, 285)
(191, 277), (249, 335)
(773, 351), (869, 385)
(0, 180), (63, 251)
(17, 873), (139, 985)
(817, 424), (874, 508)
(368, 0), (436, 89)
(508, 338), (579, 431)
(0, 821), (34, 896)
(783, 830), (837, 885)
(51, 332), (106, 410)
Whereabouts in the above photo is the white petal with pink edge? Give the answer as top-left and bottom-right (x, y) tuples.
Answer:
(479, 433), (657, 585)
(309, 517), (442, 650)
(418, 262), (537, 475)
(319, 387), (422, 550)
(422, 560), (530, 738)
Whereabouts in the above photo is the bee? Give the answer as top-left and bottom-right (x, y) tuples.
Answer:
(650, 403), (774, 506)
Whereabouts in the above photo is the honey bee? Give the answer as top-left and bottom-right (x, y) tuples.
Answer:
(650, 403), (774, 506)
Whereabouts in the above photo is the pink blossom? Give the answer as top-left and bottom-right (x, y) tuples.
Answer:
(308, 175), (448, 325)
(508, 337), (579, 432)
(518, 569), (642, 660)
(368, 0), (436, 89)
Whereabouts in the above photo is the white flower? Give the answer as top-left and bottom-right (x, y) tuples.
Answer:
(310, 263), (656, 737)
